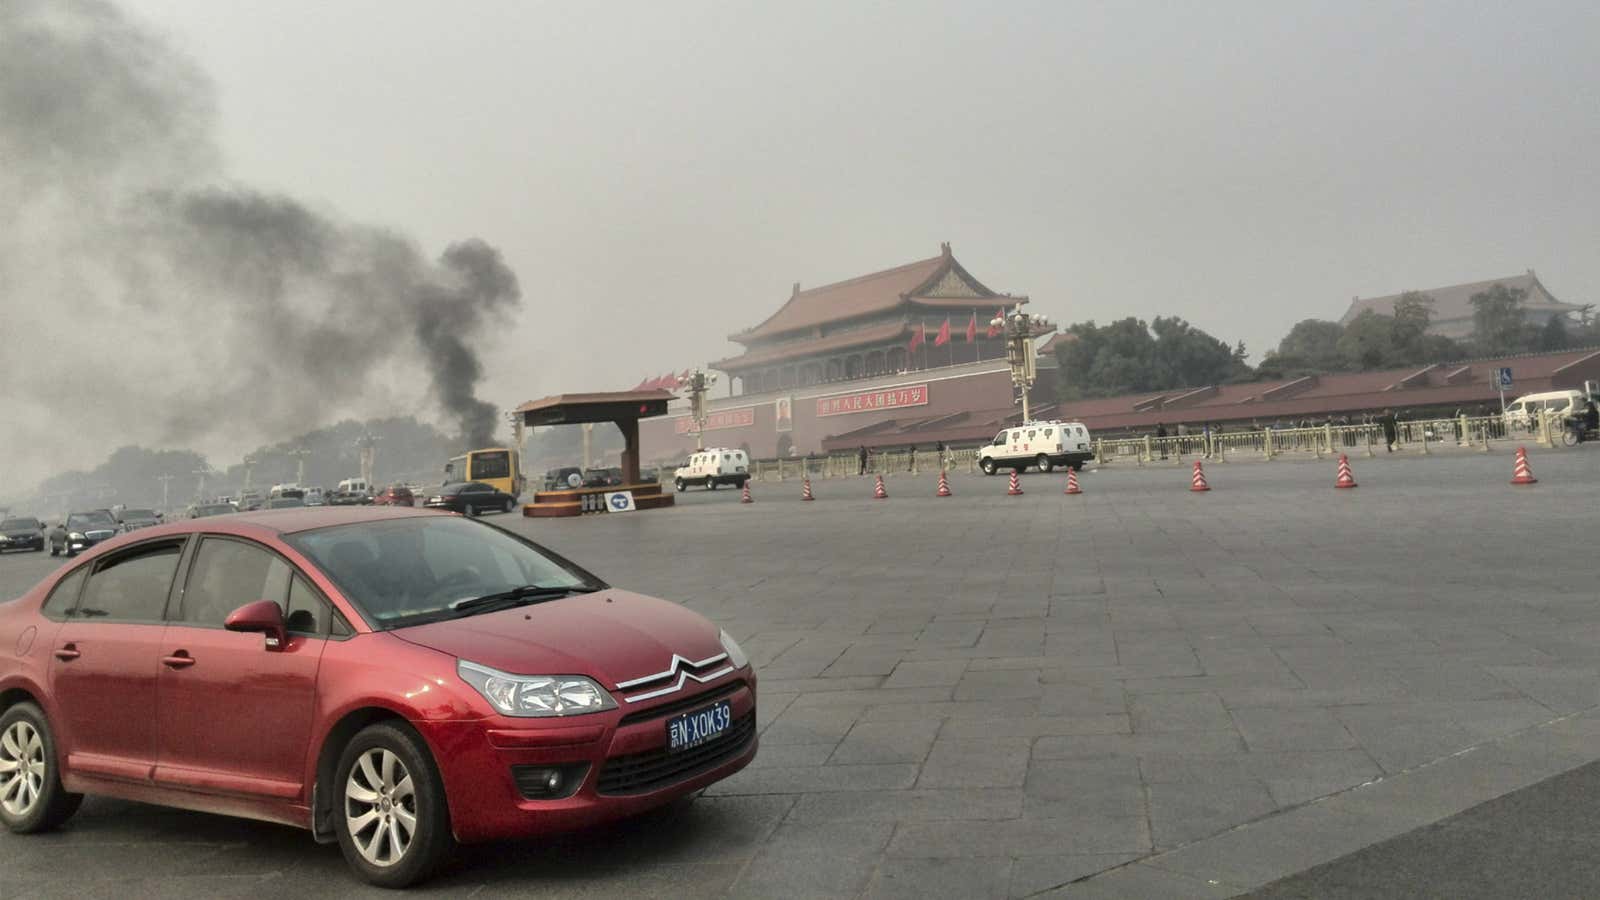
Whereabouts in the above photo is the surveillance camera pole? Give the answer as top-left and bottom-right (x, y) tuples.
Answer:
(991, 307), (1049, 423)
(678, 369), (718, 451)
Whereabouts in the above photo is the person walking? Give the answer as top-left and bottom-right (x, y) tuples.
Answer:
(1379, 408), (1398, 452)
(1156, 422), (1168, 459)
(935, 440), (946, 470)
(907, 444), (918, 472)
(857, 445), (869, 476)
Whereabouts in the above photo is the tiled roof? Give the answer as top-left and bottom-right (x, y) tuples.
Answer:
(712, 321), (911, 371)
(1339, 272), (1583, 326)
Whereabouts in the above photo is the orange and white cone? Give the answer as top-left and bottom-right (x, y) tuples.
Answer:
(873, 474), (889, 499)
(1190, 460), (1211, 492)
(1007, 470), (1024, 496)
(936, 470), (952, 497)
(1510, 446), (1538, 485)
(1335, 454), (1357, 489)
(740, 480), (753, 503)
(801, 476), (815, 501)
(1064, 469), (1082, 494)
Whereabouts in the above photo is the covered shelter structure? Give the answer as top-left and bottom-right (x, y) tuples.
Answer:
(515, 390), (676, 517)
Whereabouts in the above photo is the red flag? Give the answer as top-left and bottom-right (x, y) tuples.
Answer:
(965, 311), (978, 343)
(633, 377), (650, 391)
(907, 323), (925, 354)
(934, 317), (951, 347)
(986, 307), (1005, 338)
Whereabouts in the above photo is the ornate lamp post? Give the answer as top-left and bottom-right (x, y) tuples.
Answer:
(677, 369), (718, 451)
(990, 308), (1051, 422)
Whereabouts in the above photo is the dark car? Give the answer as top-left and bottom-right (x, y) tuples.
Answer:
(423, 481), (519, 516)
(372, 485), (415, 507)
(265, 497), (305, 509)
(543, 467), (584, 490)
(114, 508), (162, 531)
(581, 467), (624, 488)
(48, 511), (120, 557)
(327, 491), (371, 506)
(0, 517), (47, 553)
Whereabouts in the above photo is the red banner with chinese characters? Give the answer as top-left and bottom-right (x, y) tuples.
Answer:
(674, 407), (756, 434)
(815, 384), (929, 417)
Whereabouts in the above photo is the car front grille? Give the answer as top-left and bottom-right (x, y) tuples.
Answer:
(85, 530), (115, 540)
(617, 680), (744, 728)
(596, 712), (755, 796)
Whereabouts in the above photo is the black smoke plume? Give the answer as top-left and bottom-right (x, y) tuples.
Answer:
(0, 0), (521, 483)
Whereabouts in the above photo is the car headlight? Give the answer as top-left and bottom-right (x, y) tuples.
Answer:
(457, 660), (616, 717)
(69, 532), (85, 541)
(719, 630), (749, 669)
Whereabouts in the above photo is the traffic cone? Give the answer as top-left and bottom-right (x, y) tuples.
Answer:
(936, 470), (952, 497)
(1190, 460), (1210, 492)
(1334, 454), (1358, 489)
(801, 476), (815, 501)
(1007, 470), (1024, 496)
(1064, 469), (1082, 494)
(740, 480), (753, 503)
(873, 474), (888, 499)
(1510, 447), (1538, 485)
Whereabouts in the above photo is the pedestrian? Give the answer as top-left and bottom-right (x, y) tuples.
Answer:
(907, 444), (917, 472)
(1379, 408), (1398, 452)
(1156, 422), (1168, 459)
(857, 445), (868, 476)
(935, 439), (946, 470)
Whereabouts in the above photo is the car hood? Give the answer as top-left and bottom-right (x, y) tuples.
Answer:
(2, 529), (40, 539)
(390, 588), (724, 689)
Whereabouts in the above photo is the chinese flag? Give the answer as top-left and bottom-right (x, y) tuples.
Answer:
(934, 317), (951, 347)
(907, 323), (925, 354)
(986, 307), (1004, 338)
(965, 311), (978, 343)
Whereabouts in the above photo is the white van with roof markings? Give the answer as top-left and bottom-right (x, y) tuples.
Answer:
(673, 448), (749, 492)
(978, 420), (1095, 474)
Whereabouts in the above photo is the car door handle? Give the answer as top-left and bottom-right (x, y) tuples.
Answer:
(53, 646), (81, 661)
(161, 652), (196, 669)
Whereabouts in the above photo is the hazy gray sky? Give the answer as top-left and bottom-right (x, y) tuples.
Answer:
(7, 1), (1598, 490)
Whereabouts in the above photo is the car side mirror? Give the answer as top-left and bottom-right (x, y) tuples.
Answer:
(224, 600), (288, 651)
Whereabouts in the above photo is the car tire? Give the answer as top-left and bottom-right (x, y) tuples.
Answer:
(333, 722), (454, 889)
(464, 504), (477, 518)
(674, 478), (686, 493)
(705, 478), (716, 491)
(1036, 454), (1053, 473)
(502, 499), (514, 514)
(0, 702), (83, 834)
(980, 458), (997, 475)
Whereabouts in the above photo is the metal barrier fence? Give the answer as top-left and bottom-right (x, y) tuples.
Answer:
(733, 410), (1576, 483)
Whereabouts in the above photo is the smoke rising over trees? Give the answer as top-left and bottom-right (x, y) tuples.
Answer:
(0, 0), (521, 490)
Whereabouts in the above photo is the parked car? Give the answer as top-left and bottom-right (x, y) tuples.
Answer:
(47, 511), (119, 557)
(327, 490), (371, 506)
(423, 481), (519, 516)
(543, 467), (584, 490)
(0, 508), (756, 887)
(113, 508), (162, 531)
(237, 490), (265, 512)
(0, 517), (46, 553)
(302, 486), (326, 507)
(371, 485), (415, 507)
(265, 497), (305, 509)
(184, 503), (237, 519)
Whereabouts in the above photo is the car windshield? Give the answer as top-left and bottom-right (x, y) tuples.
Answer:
(267, 498), (304, 508)
(195, 505), (234, 517)
(285, 516), (603, 629)
(2, 518), (40, 529)
(68, 512), (115, 528)
(121, 509), (156, 518)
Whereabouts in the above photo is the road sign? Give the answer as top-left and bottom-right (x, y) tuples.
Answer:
(1496, 367), (1513, 390)
(605, 491), (636, 512)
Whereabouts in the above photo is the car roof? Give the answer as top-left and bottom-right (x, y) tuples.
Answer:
(89, 506), (446, 549)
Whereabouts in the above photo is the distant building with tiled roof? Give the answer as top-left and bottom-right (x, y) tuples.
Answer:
(1340, 271), (1587, 340)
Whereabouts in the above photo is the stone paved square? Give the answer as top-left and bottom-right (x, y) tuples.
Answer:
(1, 448), (1596, 897)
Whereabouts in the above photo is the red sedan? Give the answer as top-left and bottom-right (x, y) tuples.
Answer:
(0, 507), (756, 887)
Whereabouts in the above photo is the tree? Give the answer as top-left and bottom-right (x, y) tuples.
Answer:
(1537, 315), (1570, 352)
(1390, 292), (1434, 360)
(1469, 283), (1528, 354)
(1266, 319), (1346, 373)
(1054, 316), (1250, 398)
(1336, 311), (1403, 370)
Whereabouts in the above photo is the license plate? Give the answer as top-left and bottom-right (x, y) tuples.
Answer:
(667, 700), (733, 753)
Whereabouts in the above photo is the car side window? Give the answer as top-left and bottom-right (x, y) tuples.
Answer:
(80, 540), (185, 622)
(179, 537), (292, 627)
(285, 574), (329, 636)
(41, 567), (87, 619)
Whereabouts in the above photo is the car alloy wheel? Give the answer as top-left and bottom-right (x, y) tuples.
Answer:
(464, 504), (477, 517)
(1036, 454), (1052, 473)
(981, 458), (997, 475)
(0, 721), (44, 819)
(502, 499), (514, 513)
(344, 748), (417, 867)
(674, 478), (686, 492)
(705, 478), (716, 490)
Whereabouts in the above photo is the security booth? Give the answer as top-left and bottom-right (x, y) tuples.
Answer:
(515, 391), (677, 517)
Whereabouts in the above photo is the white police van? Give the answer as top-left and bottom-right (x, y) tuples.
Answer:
(978, 421), (1094, 474)
(674, 448), (750, 492)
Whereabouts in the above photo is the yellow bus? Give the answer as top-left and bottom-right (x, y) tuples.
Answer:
(444, 447), (525, 498)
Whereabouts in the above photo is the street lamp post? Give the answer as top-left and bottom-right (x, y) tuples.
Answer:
(287, 447), (311, 487)
(156, 475), (175, 514)
(242, 454), (259, 492)
(990, 307), (1051, 423)
(676, 369), (718, 451)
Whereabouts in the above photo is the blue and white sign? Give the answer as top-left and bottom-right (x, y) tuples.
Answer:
(1496, 367), (1513, 390)
(604, 491), (636, 513)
